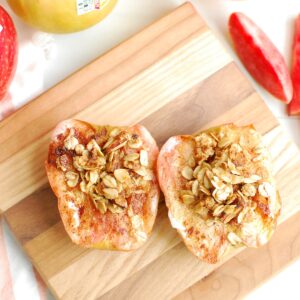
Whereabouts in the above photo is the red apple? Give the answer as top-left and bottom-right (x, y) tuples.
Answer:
(288, 14), (300, 115)
(229, 12), (293, 103)
(0, 5), (18, 101)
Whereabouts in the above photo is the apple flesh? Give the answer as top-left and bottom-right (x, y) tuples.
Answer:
(7, 0), (118, 33)
(229, 12), (293, 103)
(0, 5), (18, 101)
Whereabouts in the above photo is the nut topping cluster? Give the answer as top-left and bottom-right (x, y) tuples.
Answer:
(56, 127), (153, 214)
(180, 126), (278, 247)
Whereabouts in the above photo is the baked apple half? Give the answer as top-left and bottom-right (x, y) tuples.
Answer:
(158, 124), (281, 263)
(45, 119), (160, 250)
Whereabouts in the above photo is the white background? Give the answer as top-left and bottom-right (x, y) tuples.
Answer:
(3, 0), (300, 299)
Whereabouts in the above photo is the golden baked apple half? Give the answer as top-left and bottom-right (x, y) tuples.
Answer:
(45, 119), (160, 250)
(158, 124), (281, 263)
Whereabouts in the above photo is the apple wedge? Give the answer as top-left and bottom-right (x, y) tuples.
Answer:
(288, 14), (300, 115)
(229, 12), (292, 103)
(0, 5), (18, 101)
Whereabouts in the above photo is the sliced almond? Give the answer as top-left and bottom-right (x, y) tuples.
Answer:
(211, 176), (226, 190)
(103, 137), (114, 149)
(223, 213), (236, 224)
(230, 143), (243, 153)
(135, 167), (147, 177)
(237, 208), (248, 224)
(199, 185), (211, 196)
(75, 144), (85, 155)
(117, 184), (124, 193)
(87, 139), (99, 151)
(205, 196), (215, 209)
(103, 175), (117, 188)
(108, 151), (115, 162)
(181, 166), (193, 180)
(243, 175), (261, 184)
(56, 157), (67, 172)
(108, 203), (124, 214)
(114, 169), (130, 183)
(100, 171), (108, 179)
(65, 171), (78, 180)
(210, 132), (219, 141)
(110, 141), (127, 152)
(80, 181), (87, 193)
(228, 159), (241, 175)
(203, 175), (212, 190)
(128, 137), (142, 149)
(110, 128), (121, 137)
(206, 219), (215, 226)
(73, 157), (84, 172)
(82, 149), (90, 157)
(231, 175), (244, 184)
(125, 153), (139, 161)
(179, 190), (194, 196)
(103, 188), (119, 199)
(89, 170), (99, 184)
(188, 156), (196, 168)
(213, 205), (225, 217)
(115, 197), (128, 208)
(258, 182), (275, 198)
(143, 169), (154, 181)
(66, 171), (79, 188)
(123, 160), (134, 170)
(67, 179), (79, 188)
(96, 156), (106, 166)
(254, 146), (264, 154)
(241, 183), (256, 197)
(219, 172), (232, 183)
(64, 136), (78, 150)
(227, 232), (242, 246)
(193, 165), (201, 178)
(226, 194), (237, 205)
(97, 199), (108, 214)
(241, 223), (257, 237)
(205, 169), (214, 179)
(218, 136), (233, 148)
(192, 180), (199, 196)
(140, 150), (149, 167)
(213, 187), (230, 202)
(224, 204), (237, 215)
(196, 168), (206, 182)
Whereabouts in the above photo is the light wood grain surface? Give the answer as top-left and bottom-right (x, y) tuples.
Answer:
(175, 206), (300, 300)
(2, 2), (300, 299)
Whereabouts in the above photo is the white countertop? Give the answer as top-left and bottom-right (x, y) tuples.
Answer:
(2, 0), (300, 299)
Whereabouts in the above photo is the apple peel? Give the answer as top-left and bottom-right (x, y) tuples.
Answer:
(288, 15), (300, 115)
(0, 5), (18, 101)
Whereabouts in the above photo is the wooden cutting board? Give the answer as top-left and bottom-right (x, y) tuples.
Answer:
(1, 2), (300, 299)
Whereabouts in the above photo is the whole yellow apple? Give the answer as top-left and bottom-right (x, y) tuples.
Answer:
(6, 0), (118, 33)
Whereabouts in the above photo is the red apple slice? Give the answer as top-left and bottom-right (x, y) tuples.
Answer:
(229, 12), (292, 103)
(288, 15), (300, 115)
(0, 6), (18, 101)
(45, 120), (160, 250)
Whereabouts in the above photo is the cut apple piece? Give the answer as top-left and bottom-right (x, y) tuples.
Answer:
(157, 124), (281, 263)
(288, 14), (300, 115)
(45, 119), (160, 250)
(0, 6), (18, 101)
(229, 12), (292, 103)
